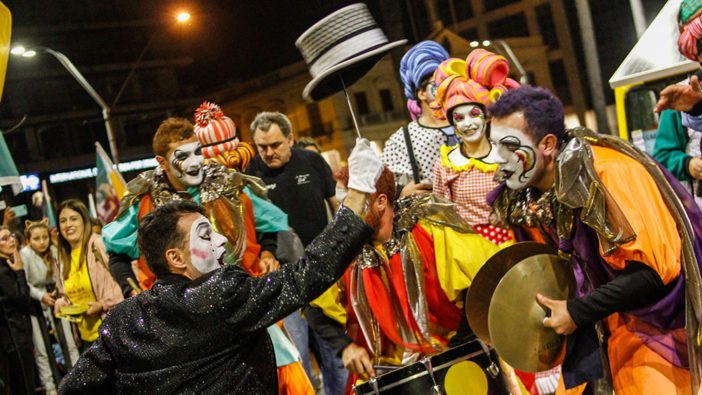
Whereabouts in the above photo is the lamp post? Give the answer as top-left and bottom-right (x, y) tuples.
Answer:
(11, 46), (121, 164)
(112, 10), (191, 107)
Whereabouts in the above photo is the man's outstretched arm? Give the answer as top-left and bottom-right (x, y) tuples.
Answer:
(58, 338), (116, 395)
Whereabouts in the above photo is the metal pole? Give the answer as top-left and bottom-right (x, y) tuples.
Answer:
(574, 0), (609, 134)
(494, 40), (529, 85)
(340, 75), (362, 139)
(42, 48), (121, 163)
(112, 30), (159, 107)
(629, 0), (647, 38)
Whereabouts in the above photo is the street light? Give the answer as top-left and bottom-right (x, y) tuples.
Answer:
(111, 10), (192, 107)
(11, 45), (121, 164)
(176, 12), (191, 23)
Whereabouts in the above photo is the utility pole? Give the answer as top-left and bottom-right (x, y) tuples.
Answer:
(629, 0), (647, 38)
(574, 0), (609, 134)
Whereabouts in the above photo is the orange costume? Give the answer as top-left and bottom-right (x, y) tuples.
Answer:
(491, 129), (702, 394)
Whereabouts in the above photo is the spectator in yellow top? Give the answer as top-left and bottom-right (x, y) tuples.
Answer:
(53, 199), (123, 352)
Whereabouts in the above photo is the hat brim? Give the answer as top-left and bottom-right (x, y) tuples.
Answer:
(302, 39), (407, 102)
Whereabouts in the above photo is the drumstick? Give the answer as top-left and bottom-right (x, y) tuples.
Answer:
(127, 277), (143, 295)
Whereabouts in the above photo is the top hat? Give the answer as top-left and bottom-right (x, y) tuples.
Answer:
(296, 3), (407, 101)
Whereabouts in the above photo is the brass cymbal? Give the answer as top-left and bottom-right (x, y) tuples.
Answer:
(466, 242), (556, 344)
(488, 252), (576, 372)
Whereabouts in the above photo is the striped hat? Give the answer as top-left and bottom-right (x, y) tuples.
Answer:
(431, 49), (519, 121)
(193, 101), (239, 160)
(296, 4), (407, 101)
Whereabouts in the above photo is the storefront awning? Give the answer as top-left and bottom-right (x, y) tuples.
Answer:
(609, 0), (699, 88)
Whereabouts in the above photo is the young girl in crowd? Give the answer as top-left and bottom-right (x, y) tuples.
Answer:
(21, 218), (80, 395)
(53, 199), (122, 352)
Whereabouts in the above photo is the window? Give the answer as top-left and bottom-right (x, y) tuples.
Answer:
(306, 103), (326, 137)
(483, 0), (519, 12)
(379, 89), (394, 112)
(548, 60), (572, 106)
(536, 4), (559, 50)
(354, 92), (370, 115)
(437, 0), (473, 25)
(487, 13), (529, 39)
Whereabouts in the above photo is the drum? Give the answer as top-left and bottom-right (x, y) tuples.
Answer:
(352, 339), (508, 395)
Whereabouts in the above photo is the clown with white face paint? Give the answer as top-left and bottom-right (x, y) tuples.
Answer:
(430, 50), (520, 245)
(489, 123), (539, 191)
(188, 216), (227, 275)
(486, 86), (702, 395)
(167, 141), (205, 188)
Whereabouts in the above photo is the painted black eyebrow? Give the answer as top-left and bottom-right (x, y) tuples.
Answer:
(499, 136), (522, 145)
(174, 143), (202, 154)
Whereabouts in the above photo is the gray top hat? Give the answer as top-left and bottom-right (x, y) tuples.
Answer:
(296, 3), (407, 101)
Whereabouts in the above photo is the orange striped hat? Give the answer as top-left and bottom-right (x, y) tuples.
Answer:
(193, 101), (239, 160)
(432, 49), (519, 120)
(465, 49), (509, 87)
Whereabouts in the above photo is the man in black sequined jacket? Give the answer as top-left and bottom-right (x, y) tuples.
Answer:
(58, 139), (382, 394)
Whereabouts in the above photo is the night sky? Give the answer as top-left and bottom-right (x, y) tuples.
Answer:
(177, 0), (388, 89)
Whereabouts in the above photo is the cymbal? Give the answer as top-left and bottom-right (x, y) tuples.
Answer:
(488, 252), (576, 372)
(466, 242), (556, 344)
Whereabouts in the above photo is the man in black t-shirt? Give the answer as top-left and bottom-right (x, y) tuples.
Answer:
(246, 112), (339, 247)
(245, 111), (345, 395)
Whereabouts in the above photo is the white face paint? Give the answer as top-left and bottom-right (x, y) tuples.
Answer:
(188, 216), (228, 274)
(490, 125), (539, 190)
(167, 142), (204, 187)
(452, 104), (487, 144)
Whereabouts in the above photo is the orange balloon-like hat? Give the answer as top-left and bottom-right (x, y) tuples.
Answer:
(431, 49), (519, 120)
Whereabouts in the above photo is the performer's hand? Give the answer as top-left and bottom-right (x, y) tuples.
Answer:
(655, 75), (702, 112)
(54, 298), (68, 317)
(42, 292), (56, 307)
(347, 138), (383, 194)
(342, 342), (376, 379)
(689, 157), (702, 179)
(258, 251), (280, 274)
(86, 301), (104, 317)
(7, 250), (23, 272)
(399, 181), (432, 198)
(536, 293), (577, 335)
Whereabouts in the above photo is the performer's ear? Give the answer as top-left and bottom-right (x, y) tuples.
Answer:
(540, 134), (558, 156)
(165, 248), (186, 271)
(155, 156), (167, 171)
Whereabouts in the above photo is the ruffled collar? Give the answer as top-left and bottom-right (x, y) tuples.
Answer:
(440, 144), (498, 173)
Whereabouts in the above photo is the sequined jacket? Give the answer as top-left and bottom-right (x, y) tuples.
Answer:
(58, 207), (372, 395)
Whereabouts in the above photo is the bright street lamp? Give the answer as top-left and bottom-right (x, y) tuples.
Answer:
(11, 45), (121, 164)
(176, 12), (191, 23)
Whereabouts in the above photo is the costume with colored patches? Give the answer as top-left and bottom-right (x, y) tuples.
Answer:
(431, 49), (518, 245)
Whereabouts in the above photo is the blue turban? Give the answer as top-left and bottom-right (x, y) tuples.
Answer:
(400, 41), (449, 100)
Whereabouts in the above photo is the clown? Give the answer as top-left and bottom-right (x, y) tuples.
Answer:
(381, 41), (453, 194)
(431, 49), (518, 245)
(489, 86), (702, 395)
(303, 167), (526, 393)
(102, 117), (315, 394)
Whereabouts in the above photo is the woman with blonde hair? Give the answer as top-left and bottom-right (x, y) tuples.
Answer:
(53, 199), (122, 352)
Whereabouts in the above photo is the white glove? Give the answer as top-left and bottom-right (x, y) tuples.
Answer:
(348, 138), (383, 194)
